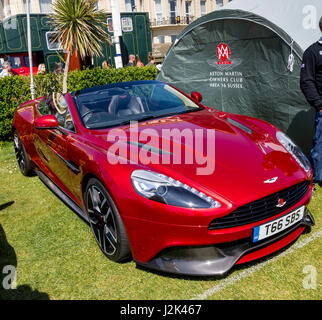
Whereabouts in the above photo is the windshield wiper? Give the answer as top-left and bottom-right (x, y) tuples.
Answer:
(134, 107), (203, 123)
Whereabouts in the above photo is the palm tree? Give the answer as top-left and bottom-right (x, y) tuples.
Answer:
(50, 0), (111, 93)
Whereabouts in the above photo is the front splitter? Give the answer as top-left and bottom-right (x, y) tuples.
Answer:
(136, 210), (315, 276)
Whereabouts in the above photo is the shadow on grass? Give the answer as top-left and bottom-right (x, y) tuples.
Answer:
(0, 201), (15, 211)
(0, 220), (49, 300)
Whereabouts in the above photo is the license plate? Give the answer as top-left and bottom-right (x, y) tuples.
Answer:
(253, 206), (305, 242)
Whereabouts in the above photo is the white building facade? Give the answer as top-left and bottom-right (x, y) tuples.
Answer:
(0, 0), (231, 59)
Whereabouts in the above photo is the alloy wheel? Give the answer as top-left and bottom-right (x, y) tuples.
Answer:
(87, 185), (118, 256)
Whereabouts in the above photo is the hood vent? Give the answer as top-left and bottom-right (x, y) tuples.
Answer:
(127, 141), (173, 156)
(227, 118), (253, 134)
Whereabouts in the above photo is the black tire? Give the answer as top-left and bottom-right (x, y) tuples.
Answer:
(85, 178), (131, 262)
(13, 130), (34, 176)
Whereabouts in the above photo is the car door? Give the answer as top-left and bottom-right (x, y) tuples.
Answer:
(33, 93), (79, 200)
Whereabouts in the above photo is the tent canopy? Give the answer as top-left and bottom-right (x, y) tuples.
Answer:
(157, 6), (320, 154)
(221, 0), (322, 51)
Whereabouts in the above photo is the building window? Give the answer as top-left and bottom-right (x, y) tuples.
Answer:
(23, 0), (34, 13)
(185, 1), (191, 24)
(125, 0), (132, 12)
(216, 0), (223, 7)
(39, 0), (53, 13)
(121, 17), (133, 32)
(10, 56), (22, 69)
(171, 35), (177, 43)
(154, 0), (162, 25)
(169, 0), (177, 24)
(0, 1), (4, 20)
(46, 31), (62, 51)
(200, 1), (206, 16)
(125, 0), (136, 12)
(1, 0), (11, 18)
(157, 35), (165, 44)
(107, 18), (113, 32)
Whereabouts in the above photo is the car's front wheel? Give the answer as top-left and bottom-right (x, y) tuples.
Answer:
(85, 178), (131, 262)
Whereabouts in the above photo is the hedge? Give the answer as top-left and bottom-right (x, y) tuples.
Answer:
(0, 66), (158, 141)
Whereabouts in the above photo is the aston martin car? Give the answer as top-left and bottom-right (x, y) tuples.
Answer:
(12, 80), (315, 276)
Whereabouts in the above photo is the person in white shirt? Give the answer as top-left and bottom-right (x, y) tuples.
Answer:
(0, 61), (12, 78)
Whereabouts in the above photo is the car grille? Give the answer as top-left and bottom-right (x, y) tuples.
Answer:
(208, 181), (310, 230)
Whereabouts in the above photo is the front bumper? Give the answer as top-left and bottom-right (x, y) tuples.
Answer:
(136, 210), (315, 276)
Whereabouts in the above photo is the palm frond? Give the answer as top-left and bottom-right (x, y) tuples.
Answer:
(49, 0), (111, 59)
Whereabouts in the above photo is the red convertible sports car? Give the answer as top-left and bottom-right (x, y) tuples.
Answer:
(12, 80), (315, 276)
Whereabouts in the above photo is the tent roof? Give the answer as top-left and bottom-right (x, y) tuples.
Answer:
(221, 0), (322, 51)
(170, 9), (303, 60)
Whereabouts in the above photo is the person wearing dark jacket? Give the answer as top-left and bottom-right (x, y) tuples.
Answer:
(300, 17), (322, 185)
(127, 54), (136, 67)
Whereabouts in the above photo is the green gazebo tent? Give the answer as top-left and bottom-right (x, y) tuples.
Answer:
(158, 2), (322, 154)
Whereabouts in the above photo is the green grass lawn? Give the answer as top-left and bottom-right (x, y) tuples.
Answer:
(0, 141), (321, 300)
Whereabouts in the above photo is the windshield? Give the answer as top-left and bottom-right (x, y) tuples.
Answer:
(74, 82), (202, 129)
(10, 57), (22, 69)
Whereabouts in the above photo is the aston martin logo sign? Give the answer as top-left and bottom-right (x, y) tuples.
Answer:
(217, 43), (231, 65)
(207, 42), (243, 71)
(276, 198), (286, 208)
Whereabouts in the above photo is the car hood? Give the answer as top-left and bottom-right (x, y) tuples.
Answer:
(89, 108), (309, 207)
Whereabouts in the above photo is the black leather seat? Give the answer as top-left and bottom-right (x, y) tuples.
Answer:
(108, 94), (145, 117)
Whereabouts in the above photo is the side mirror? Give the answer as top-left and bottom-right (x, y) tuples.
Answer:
(191, 91), (202, 103)
(35, 114), (58, 130)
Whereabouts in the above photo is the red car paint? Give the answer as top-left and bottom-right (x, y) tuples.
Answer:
(1, 53), (38, 76)
(12, 81), (314, 275)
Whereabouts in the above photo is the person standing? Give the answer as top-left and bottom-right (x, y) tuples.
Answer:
(127, 54), (136, 67)
(146, 54), (155, 66)
(53, 62), (64, 74)
(37, 63), (47, 75)
(102, 60), (110, 69)
(0, 61), (12, 78)
(300, 17), (322, 185)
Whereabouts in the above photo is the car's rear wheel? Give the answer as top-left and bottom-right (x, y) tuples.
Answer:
(85, 178), (131, 262)
(13, 130), (34, 176)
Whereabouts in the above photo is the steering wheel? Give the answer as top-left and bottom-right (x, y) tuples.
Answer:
(81, 109), (104, 119)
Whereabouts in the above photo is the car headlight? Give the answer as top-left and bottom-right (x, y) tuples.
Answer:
(131, 170), (221, 209)
(276, 131), (311, 172)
